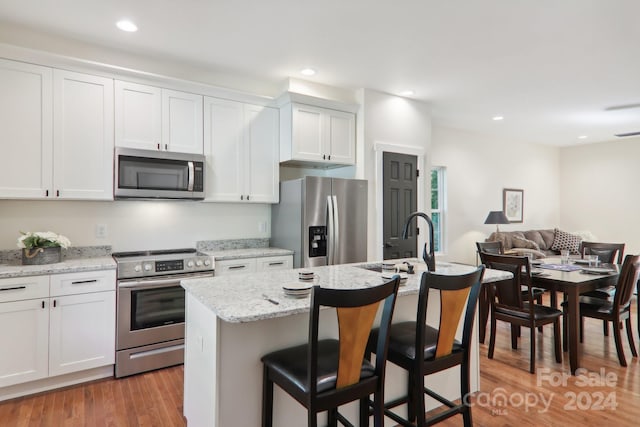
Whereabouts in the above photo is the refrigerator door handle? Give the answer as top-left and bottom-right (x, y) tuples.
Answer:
(332, 195), (339, 265)
(326, 195), (335, 265)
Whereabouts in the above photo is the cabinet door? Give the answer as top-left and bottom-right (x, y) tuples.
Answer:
(291, 104), (324, 162)
(0, 59), (53, 198)
(162, 89), (203, 154)
(326, 109), (355, 165)
(203, 97), (244, 201)
(49, 290), (116, 376)
(115, 80), (162, 150)
(245, 104), (279, 203)
(214, 259), (257, 276)
(0, 299), (49, 387)
(256, 255), (293, 272)
(53, 70), (114, 200)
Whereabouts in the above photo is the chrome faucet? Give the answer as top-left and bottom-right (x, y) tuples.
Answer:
(401, 212), (436, 272)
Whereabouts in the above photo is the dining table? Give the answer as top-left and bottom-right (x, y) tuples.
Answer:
(531, 257), (620, 375)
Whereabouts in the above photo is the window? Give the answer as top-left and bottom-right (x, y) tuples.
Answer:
(430, 167), (446, 253)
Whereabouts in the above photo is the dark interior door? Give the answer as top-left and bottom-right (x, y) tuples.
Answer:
(383, 152), (417, 259)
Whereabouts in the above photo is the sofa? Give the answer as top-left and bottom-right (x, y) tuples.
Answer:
(486, 229), (597, 259)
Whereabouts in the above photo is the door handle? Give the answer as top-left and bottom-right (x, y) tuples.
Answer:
(384, 242), (397, 248)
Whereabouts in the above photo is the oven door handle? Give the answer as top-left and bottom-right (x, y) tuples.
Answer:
(118, 279), (180, 289)
(118, 273), (212, 289)
(187, 161), (195, 191)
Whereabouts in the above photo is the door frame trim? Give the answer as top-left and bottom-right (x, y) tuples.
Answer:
(374, 141), (427, 261)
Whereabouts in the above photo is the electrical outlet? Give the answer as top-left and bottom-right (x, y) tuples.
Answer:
(258, 221), (267, 233)
(95, 224), (108, 238)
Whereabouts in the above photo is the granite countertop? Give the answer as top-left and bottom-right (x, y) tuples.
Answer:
(0, 257), (116, 279)
(204, 247), (293, 261)
(181, 259), (512, 323)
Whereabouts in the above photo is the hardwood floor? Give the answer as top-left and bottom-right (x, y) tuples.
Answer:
(0, 296), (637, 426)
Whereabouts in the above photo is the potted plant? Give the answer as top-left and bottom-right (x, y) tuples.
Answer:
(17, 231), (71, 265)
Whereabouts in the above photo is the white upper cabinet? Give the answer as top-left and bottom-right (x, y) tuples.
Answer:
(53, 70), (114, 200)
(280, 102), (355, 167)
(115, 81), (203, 154)
(204, 97), (279, 203)
(162, 89), (204, 154)
(0, 60), (113, 200)
(0, 59), (53, 198)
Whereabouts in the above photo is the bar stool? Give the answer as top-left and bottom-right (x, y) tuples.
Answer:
(368, 266), (484, 427)
(261, 276), (400, 427)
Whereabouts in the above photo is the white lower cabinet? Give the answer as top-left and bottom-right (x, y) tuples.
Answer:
(49, 290), (116, 377)
(0, 298), (49, 387)
(0, 270), (115, 388)
(215, 255), (292, 276)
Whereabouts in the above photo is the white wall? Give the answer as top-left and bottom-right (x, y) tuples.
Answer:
(0, 200), (270, 252)
(559, 137), (640, 254)
(431, 126), (561, 265)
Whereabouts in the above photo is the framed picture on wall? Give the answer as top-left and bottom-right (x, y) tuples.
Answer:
(503, 188), (524, 223)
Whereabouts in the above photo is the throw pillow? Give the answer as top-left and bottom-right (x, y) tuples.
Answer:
(512, 236), (540, 250)
(551, 229), (582, 254)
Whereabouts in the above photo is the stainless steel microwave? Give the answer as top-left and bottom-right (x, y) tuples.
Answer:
(114, 147), (205, 200)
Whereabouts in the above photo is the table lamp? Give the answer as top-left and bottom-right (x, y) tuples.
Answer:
(484, 210), (510, 233)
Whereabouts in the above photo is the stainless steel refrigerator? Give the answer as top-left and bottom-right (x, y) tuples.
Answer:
(271, 176), (368, 268)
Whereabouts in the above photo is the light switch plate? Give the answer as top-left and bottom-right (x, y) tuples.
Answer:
(95, 224), (108, 238)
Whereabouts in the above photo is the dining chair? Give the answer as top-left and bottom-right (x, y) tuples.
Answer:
(481, 253), (562, 374)
(581, 241), (625, 265)
(579, 242), (626, 335)
(477, 247), (545, 338)
(367, 266), (484, 427)
(261, 276), (400, 427)
(567, 254), (640, 367)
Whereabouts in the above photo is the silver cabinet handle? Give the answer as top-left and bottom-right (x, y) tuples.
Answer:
(268, 262), (284, 266)
(228, 265), (246, 270)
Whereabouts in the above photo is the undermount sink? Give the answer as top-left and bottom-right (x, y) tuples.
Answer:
(355, 263), (383, 273)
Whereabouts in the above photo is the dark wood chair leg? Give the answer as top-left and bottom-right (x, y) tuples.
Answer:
(626, 318), (638, 357)
(603, 320), (609, 336)
(554, 319), (562, 363)
(359, 397), (370, 427)
(562, 305), (568, 352)
(536, 294), (543, 332)
(308, 409), (318, 427)
(511, 326), (518, 349)
(529, 326), (536, 374)
(488, 314), (497, 359)
(328, 408), (338, 427)
(479, 285), (489, 344)
(262, 366), (273, 427)
(461, 357), (473, 427)
(579, 316), (584, 343)
(612, 318), (628, 367)
(407, 372), (416, 422)
(415, 378), (426, 427)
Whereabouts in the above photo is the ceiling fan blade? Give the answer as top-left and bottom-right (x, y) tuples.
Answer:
(605, 103), (640, 111)
(614, 131), (640, 137)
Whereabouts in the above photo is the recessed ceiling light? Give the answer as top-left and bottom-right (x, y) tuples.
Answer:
(300, 68), (316, 76)
(578, 135), (588, 139)
(492, 116), (504, 121)
(400, 90), (415, 97)
(116, 19), (138, 32)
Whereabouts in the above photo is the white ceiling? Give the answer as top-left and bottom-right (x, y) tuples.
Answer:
(2, 0), (640, 146)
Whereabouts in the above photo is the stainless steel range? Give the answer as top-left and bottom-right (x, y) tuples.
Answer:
(113, 248), (214, 378)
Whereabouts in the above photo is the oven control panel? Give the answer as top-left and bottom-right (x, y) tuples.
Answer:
(156, 259), (184, 272)
(115, 253), (215, 279)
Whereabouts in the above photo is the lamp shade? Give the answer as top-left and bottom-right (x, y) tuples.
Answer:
(484, 210), (510, 225)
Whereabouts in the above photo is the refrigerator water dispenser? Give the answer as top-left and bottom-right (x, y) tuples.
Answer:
(308, 226), (327, 258)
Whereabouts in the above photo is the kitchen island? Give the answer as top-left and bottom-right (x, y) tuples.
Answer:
(180, 260), (511, 427)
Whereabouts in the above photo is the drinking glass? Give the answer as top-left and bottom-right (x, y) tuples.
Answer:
(588, 255), (599, 267)
(560, 250), (570, 264)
